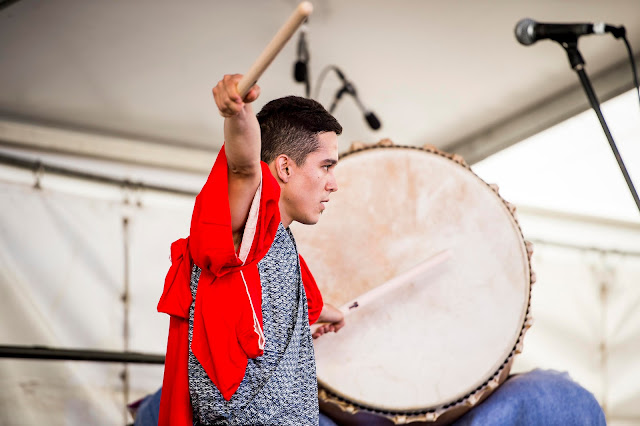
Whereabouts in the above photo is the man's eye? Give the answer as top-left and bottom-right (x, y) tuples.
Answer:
(323, 165), (330, 170)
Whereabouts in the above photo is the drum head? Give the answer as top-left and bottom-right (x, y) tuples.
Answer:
(292, 145), (530, 413)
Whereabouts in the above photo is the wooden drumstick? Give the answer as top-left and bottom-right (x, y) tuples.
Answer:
(311, 249), (452, 335)
(237, 1), (313, 97)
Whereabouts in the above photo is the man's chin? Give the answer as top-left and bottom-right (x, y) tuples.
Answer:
(295, 215), (321, 226)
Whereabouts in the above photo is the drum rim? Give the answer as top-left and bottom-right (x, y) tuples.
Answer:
(315, 142), (534, 420)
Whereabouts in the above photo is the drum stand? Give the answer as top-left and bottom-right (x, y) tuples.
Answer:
(560, 37), (640, 215)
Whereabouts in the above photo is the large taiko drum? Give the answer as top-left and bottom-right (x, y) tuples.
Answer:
(291, 141), (535, 425)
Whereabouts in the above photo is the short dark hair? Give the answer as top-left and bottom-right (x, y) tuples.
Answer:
(257, 96), (342, 165)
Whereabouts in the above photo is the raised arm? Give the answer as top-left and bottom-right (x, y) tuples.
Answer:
(212, 74), (262, 250)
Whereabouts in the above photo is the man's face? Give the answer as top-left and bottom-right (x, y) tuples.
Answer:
(281, 131), (339, 226)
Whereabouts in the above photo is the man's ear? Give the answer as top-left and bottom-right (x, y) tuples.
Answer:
(274, 155), (291, 183)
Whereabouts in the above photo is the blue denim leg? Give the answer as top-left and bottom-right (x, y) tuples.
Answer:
(133, 387), (337, 425)
(133, 371), (604, 426)
(133, 387), (162, 426)
(453, 369), (606, 426)
(319, 412), (338, 426)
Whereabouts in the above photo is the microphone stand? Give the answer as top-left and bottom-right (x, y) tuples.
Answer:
(560, 38), (640, 214)
(328, 85), (350, 114)
(327, 70), (381, 129)
(329, 80), (364, 115)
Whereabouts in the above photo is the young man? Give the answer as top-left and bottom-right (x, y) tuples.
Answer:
(157, 74), (345, 425)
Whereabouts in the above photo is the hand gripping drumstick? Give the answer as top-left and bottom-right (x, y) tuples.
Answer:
(311, 249), (452, 335)
(237, 1), (313, 97)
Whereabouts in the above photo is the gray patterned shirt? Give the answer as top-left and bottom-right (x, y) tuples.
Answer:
(188, 224), (319, 425)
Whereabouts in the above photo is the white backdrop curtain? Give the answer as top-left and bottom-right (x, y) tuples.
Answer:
(0, 162), (193, 425)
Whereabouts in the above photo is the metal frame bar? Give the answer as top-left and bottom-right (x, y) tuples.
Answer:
(0, 150), (198, 196)
(0, 345), (164, 364)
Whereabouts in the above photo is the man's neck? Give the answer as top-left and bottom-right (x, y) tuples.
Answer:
(279, 199), (293, 229)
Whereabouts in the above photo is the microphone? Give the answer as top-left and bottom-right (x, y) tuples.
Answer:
(330, 67), (381, 130)
(293, 22), (309, 82)
(365, 111), (381, 130)
(515, 18), (626, 46)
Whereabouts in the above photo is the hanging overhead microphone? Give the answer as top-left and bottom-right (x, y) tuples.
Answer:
(515, 18), (626, 46)
(292, 21), (311, 97)
(293, 21), (309, 82)
(329, 66), (381, 130)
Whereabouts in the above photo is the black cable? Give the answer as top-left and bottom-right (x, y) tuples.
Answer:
(561, 40), (640, 214)
(313, 65), (337, 100)
(621, 36), (640, 110)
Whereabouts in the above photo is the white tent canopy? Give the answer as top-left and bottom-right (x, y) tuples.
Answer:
(1, 0), (639, 166)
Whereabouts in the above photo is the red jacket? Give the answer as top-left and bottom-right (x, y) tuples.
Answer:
(157, 147), (323, 426)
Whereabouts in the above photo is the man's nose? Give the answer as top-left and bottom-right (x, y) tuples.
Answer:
(326, 173), (338, 193)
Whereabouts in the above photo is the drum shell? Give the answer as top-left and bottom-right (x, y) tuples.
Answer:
(318, 353), (515, 425)
(291, 143), (533, 424)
